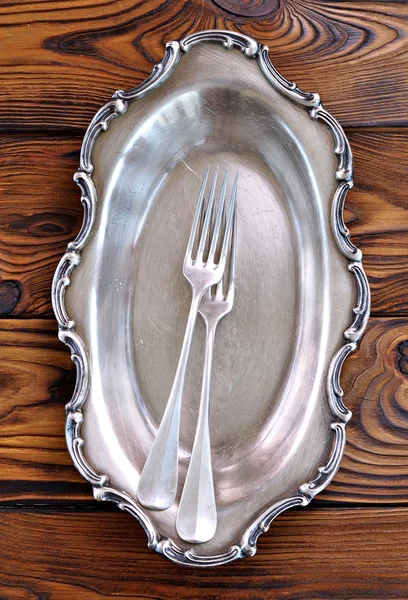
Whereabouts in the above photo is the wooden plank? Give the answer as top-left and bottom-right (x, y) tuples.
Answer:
(0, 137), (82, 317)
(0, 506), (407, 598)
(327, 317), (408, 503)
(1, 318), (408, 504)
(348, 132), (408, 315)
(0, 319), (89, 501)
(1, 132), (407, 318)
(0, 0), (406, 131)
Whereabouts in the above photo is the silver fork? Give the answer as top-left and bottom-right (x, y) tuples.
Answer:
(137, 166), (237, 511)
(176, 174), (237, 543)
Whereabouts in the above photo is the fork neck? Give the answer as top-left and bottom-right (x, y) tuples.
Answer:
(174, 290), (202, 377)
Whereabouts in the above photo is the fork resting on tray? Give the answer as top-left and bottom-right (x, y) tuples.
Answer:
(137, 167), (238, 537)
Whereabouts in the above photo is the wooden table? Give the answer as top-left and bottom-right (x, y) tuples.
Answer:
(1, 0), (407, 597)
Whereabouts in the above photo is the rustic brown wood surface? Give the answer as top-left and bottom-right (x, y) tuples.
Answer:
(0, 0), (407, 597)
(1, 506), (408, 599)
(0, 0), (407, 130)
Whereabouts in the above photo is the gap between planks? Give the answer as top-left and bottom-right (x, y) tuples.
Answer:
(0, 501), (407, 512)
(1, 126), (408, 139)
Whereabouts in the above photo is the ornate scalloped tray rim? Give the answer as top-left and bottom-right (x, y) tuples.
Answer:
(52, 29), (370, 567)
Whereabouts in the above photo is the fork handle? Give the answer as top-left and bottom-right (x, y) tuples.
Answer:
(176, 323), (217, 543)
(137, 291), (202, 510)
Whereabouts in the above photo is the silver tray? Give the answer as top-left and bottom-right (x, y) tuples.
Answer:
(52, 30), (370, 567)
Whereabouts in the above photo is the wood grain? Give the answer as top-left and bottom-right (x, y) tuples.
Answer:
(347, 131), (408, 315)
(0, 319), (88, 501)
(0, 137), (82, 317)
(1, 132), (407, 318)
(0, 506), (407, 598)
(1, 318), (408, 504)
(326, 317), (408, 503)
(0, 0), (406, 131)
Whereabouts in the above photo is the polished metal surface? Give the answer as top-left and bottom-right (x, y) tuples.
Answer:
(138, 167), (237, 512)
(176, 182), (237, 544)
(52, 30), (370, 567)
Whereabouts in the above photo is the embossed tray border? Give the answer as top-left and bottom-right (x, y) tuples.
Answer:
(52, 29), (370, 567)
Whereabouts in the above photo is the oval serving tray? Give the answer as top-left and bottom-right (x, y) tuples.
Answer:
(52, 30), (370, 567)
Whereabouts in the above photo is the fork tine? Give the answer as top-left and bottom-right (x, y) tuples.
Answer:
(208, 170), (228, 263)
(216, 173), (237, 300)
(197, 181), (208, 256)
(215, 188), (227, 299)
(184, 166), (210, 263)
(209, 183), (217, 256)
(196, 167), (219, 260)
(219, 171), (238, 267)
(226, 193), (237, 300)
(204, 177), (217, 263)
